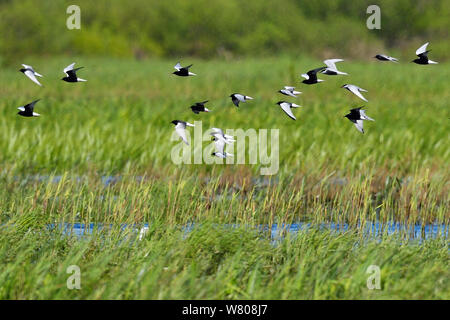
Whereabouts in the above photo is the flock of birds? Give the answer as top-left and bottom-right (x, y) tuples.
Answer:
(18, 42), (438, 159)
(18, 62), (86, 117)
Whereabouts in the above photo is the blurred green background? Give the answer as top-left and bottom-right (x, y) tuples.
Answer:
(0, 0), (448, 64)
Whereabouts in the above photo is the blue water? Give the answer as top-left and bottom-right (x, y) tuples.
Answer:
(15, 175), (277, 188)
(14, 175), (448, 243)
(47, 221), (449, 243)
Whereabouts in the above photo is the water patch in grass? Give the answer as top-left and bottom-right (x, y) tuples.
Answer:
(46, 221), (448, 243)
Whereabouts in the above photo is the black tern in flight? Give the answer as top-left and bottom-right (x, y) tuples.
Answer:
(278, 86), (301, 98)
(412, 42), (438, 65)
(173, 62), (196, 76)
(190, 101), (210, 114)
(276, 101), (301, 120)
(171, 120), (195, 145)
(230, 93), (253, 107)
(321, 59), (348, 75)
(20, 64), (43, 86)
(62, 63), (86, 82)
(301, 67), (326, 84)
(374, 54), (398, 62)
(344, 107), (374, 134)
(341, 84), (368, 102)
(17, 99), (41, 117)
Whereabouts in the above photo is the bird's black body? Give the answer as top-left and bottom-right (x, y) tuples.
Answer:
(190, 100), (209, 114)
(230, 94), (239, 107)
(62, 67), (84, 82)
(18, 99), (40, 117)
(191, 105), (206, 114)
(344, 107), (374, 134)
(344, 107), (362, 122)
(374, 55), (389, 61)
(412, 52), (430, 65)
(173, 64), (193, 76)
(302, 67), (325, 84)
(321, 69), (338, 75)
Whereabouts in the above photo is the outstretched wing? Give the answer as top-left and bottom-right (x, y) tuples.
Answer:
(281, 89), (296, 97)
(354, 120), (364, 133)
(231, 96), (240, 107)
(175, 123), (189, 145)
(24, 99), (40, 113)
(308, 67), (326, 75)
(416, 42), (429, 56)
(356, 86), (368, 92)
(66, 67), (84, 78)
(214, 138), (226, 154)
(360, 109), (374, 121)
(64, 62), (76, 76)
(387, 55), (399, 62)
(196, 100), (208, 106)
(279, 102), (296, 120)
(22, 64), (34, 71)
(174, 62), (182, 71)
(348, 86), (368, 102)
(24, 70), (42, 86)
(349, 107), (362, 114)
(211, 127), (224, 136)
(306, 67), (325, 80)
(323, 59), (344, 70)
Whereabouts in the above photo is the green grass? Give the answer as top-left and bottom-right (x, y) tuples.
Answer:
(0, 224), (448, 299)
(0, 56), (448, 299)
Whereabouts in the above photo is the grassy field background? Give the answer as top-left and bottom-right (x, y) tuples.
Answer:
(0, 56), (448, 299)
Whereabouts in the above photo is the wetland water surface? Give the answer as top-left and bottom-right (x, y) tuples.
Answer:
(48, 222), (448, 242)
